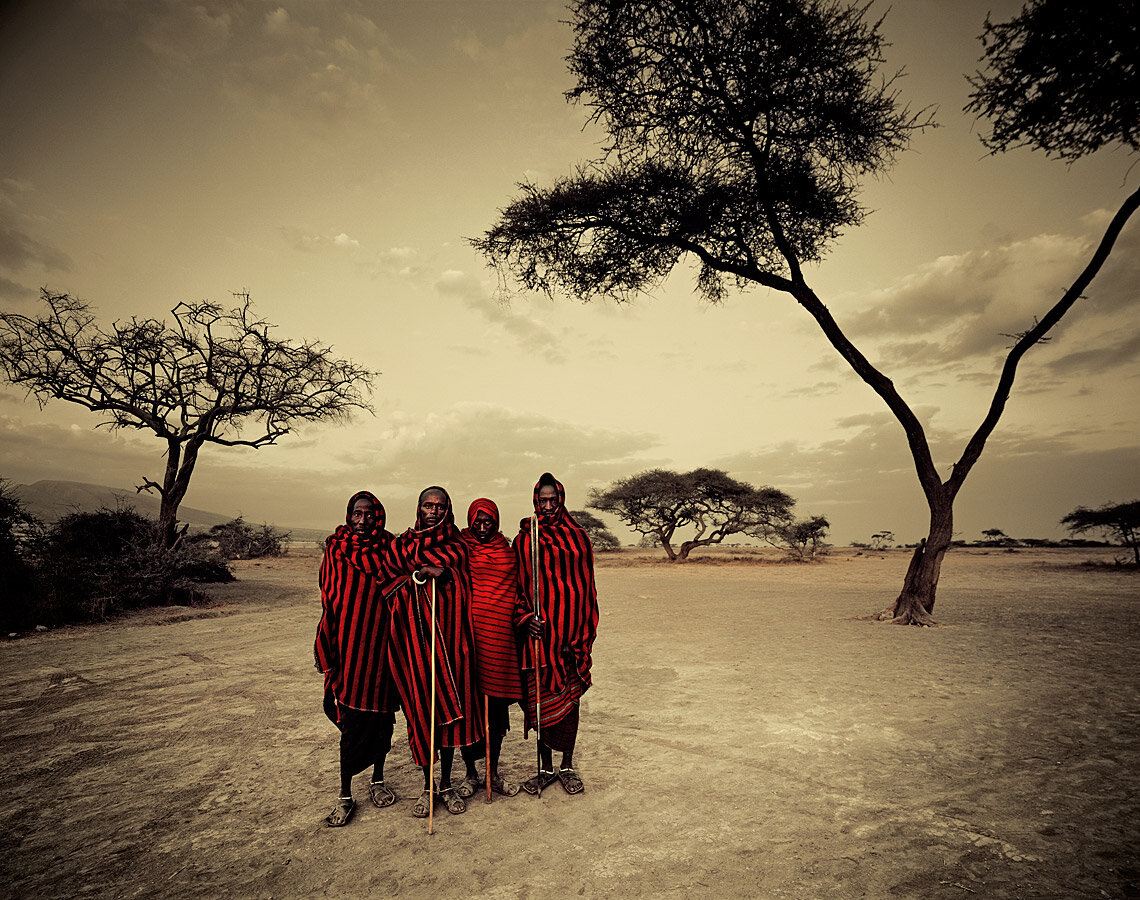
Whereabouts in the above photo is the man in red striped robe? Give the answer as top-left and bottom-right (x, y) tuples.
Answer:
(314, 490), (399, 827)
(514, 473), (599, 796)
(460, 498), (524, 797)
(383, 486), (484, 817)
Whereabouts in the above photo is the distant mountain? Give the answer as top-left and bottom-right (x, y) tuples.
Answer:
(10, 480), (328, 541)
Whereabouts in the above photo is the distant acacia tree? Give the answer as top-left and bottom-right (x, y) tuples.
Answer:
(777, 515), (831, 561)
(870, 531), (895, 551)
(474, 0), (1140, 624)
(197, 517), (290, 559)
(588, 468), (794, 561)
(1061, 501), (1140, 566)
(569, 509), (621, 552)
(0, 291), (374, 549)
(981, 528), (1017, 546)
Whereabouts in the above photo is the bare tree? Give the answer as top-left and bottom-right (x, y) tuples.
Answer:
(588, 468), (794, 561)
(473, 0), (1139, 623)
(0, 290), (374, 549)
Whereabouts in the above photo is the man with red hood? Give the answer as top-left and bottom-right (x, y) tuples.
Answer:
(460, 498), (524, 797)
(383, 486), (484, 817)
(514, 473), (599, 795)
(314, 490), (399, 827)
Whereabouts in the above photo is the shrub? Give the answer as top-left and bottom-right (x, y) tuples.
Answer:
(0, 480), (41, 632)
(198, 517), (290, 559)
(16, 506), (233, 628)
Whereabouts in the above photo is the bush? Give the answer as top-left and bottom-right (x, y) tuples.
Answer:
(198, 517), (290, 559)
(0, 480), (41, 631)
(8, 506), (233, 629)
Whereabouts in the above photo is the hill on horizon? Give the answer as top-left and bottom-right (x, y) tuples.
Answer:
(10, 480), (328, 541)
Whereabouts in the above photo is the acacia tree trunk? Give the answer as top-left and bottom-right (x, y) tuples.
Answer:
(881, 497), (954, 625)
(154, 437), (202, 550)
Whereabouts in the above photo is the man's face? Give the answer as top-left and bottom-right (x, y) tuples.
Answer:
(537, 485), (560, 516)
(420, 491), (448, 528)
(471, 510), (496, 543)
(351, 498), (377, 534)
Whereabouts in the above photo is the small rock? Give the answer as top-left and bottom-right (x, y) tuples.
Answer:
(35, 625), (48, 632)
(7, 632), (17, 639)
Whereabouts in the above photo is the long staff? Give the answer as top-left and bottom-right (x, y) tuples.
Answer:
(530, 513), (543, 793)
(484, 695), (492, 802)
(424, 573), (438, 835)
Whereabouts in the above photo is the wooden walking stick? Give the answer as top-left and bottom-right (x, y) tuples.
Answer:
(413, 571), (437, 836)
(484, 694), (492, 802)
(530, 513), (544, 795)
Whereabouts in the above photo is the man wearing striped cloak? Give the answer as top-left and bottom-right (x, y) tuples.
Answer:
(383, 486), (484, 817)
(460, 498), (524, 797)
(314, 490), (399, 827)
(514, 473), (599, 796)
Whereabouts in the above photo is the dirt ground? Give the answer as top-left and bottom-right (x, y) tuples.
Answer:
(1, 546), (1137, 900)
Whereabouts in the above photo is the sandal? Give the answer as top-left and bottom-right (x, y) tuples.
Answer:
(439, 787), (466, 815)
(558, 766), (584, 795)
(456, 774), (483, 799)
(521, 769), (558, 795)
(325, 796), (356, 827)
(411, 788), (435, 819)
(369, 780), (396, 808)
(491, 774), (520, 797)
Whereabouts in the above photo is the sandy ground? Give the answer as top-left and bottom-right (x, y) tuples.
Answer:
(1, 547), (1137, 900)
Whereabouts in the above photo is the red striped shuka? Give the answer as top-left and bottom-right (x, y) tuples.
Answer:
(314, 491), (399, 716)
(460, 499), (524, 701)
(382, 487), (485, 767)
(514, 474), (599, 744)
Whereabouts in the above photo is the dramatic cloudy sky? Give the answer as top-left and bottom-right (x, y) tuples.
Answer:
(1, 0), (1136, 543)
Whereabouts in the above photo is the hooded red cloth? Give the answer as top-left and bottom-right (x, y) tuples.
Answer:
(460, 499), (524, 700)
(314, 491), (399, 714)
(383, 486), (484, 766)
(514, 473), (599, 737)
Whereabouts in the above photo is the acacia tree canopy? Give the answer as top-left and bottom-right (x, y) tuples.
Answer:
(569, 509), (622, 551)
(475, 0), (1140, 623)
(476, 0), (930, 304)
(965, 0), (1139, 160)
(1061, 501), (1140, 566)
(588, 467), (794, 560)
(0, 290), (374, 548)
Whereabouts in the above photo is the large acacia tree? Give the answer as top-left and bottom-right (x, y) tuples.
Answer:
(0, 290), (374, 549)
(473, 0), (1140, 624)
(588, 468), (794, 560)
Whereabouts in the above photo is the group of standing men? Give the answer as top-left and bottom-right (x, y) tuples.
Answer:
(314, 473), (600, 827)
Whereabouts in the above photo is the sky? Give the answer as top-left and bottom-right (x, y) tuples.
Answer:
(1, 0), (1136, 545)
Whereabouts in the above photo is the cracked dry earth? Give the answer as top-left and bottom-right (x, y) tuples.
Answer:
(1, 547), (1137, 899)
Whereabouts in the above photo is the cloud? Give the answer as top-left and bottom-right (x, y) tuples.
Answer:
(0, 215), (74, 274)
(1046, 330), (1140, 376)
(371, 245), (420, 277)
(138, 1), (232, 64)
(841, 218), (1138, 368)
(280, 226), (361, 252)
(225, 5), (395, 125)
(434, 269), (566, 361)
(0, 276), (36, 302)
